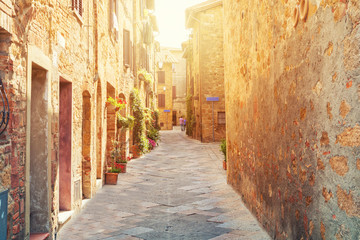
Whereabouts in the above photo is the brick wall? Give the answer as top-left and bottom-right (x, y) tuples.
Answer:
(224, 0), (360, 239)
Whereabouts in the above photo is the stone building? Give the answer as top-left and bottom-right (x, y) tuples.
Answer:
(0, 0), (158, 239)
(169, 48), (187, 126)
(156, 48), (178, 130)
(184, 0), (225, 142)
(223, 0), (360, 239)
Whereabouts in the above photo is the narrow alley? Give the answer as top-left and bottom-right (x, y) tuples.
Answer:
(58, 129), (270, 240)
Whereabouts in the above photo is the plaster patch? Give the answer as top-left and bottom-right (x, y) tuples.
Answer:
(329, 156), (349, 176)
(322, 187), (333, 203)
(317, 158), (325, 170)
(336, 185), (360, 217)
(339, 100), (351, 119)
(321, 221), (326, 240)
(320, 132), (329, 146)
(327, 102), (333, 119)
(336, 124), (360, 147)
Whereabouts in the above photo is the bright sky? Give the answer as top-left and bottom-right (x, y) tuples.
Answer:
(155, 0), (206, 48)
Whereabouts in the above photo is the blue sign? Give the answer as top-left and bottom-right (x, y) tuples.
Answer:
(164, 110), (171, 113)
(206, 97), (219, 102)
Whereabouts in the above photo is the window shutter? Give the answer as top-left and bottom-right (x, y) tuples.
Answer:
(158, 94), (165, 108)
(79, 0), (82, 16)
(130, 41), (133, 72)
(172, 86), (176, 99)
(123, 30), (130, 66)
(158, 71), (165, 84)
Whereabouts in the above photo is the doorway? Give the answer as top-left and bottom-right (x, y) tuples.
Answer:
(29, 64), (50, 234)
(82, 91), (91, 199)
(59, 79), (72, 211)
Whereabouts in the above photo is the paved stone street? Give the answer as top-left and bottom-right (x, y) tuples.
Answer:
(58, 128), (271, 240)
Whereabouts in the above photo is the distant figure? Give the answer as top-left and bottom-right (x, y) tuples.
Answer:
(179, 116), (184, 131)
(183, 118), (186, 131)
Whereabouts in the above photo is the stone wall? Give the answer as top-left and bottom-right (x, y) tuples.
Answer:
(0, 0), (138, 239)
(224, 0), (360, 239)
(158, 63), (173, 130)
(198, 5), (225, 142)
(185, 4), (225, 142)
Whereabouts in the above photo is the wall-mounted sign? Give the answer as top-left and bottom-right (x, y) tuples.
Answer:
(206, 97), (219, 102)
(164, 110), (171, 113)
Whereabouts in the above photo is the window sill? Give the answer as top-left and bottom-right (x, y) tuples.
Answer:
(73, 11), (84, 25)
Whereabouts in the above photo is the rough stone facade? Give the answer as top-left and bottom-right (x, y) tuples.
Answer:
(156, 48), (177, 130)
(224, 0), (360, 239)
(0, 0), (157, 239)
(170, 48), (187, 126)
(184, 0), (226, 143)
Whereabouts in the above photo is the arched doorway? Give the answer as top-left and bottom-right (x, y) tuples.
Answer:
(82, 91), (91, 199)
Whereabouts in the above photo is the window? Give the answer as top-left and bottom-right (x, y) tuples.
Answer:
(158, 94), (165, 108)
(158, 71), (165, 84)
(110, 0), (119, 40)
(123, 29), (130, 67)
(172, 86), (176, 99)
(218, 112), (226, 125)
(72, 0), (83, 17)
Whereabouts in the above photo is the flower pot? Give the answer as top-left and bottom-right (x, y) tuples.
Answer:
(119, 163), (127, 173)
(223, 160), (227, 170)
(105, 172), (119, 185)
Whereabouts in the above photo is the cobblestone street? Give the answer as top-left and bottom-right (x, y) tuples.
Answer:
(58, 128), (270, 240)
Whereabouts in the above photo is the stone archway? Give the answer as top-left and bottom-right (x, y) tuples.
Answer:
(82, 91), (91, 199)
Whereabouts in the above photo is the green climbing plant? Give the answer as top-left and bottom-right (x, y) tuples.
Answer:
(130, 88), (149, 153)
(186, 94), (194, 136)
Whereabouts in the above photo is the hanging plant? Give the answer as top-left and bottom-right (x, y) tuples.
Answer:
(137, 68), (154, 85)
(106, 96), (126, 111)
(117, 114), (135, 129)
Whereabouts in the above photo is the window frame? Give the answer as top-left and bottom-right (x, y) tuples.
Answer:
(217, 112), (226, 125)
(158, 71), (165, 84)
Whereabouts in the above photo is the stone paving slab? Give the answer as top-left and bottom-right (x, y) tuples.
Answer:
(58, 129), (271, 240)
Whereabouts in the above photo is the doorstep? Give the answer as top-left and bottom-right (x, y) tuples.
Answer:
(29, 233), (50, 240)
(58, 210), (74, 227)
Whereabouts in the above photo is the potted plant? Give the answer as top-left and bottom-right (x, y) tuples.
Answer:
(105, 140), (128, 184)
(220, 139), (227, 170)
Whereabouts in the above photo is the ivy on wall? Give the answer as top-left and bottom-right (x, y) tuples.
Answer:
(130, 88), (149, 153)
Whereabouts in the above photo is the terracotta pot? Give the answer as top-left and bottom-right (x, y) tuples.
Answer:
(105, 172), (119, 185)
(223, 160), (227, 170)
(119, 163), (127, 173)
